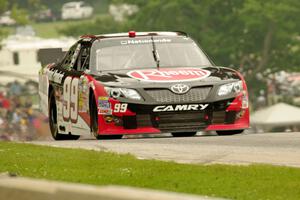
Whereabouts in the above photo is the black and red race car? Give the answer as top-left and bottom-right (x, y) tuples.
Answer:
(39, 31), (249, 140)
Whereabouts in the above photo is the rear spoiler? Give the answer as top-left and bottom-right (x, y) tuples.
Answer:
(37, 48), (67, 66)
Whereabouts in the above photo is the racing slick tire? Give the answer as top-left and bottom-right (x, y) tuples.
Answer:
(90, 92), (101, 140)
(216, 130), (244, 136)
(171, 132), (197, 137)
(49, 89), (80, 140)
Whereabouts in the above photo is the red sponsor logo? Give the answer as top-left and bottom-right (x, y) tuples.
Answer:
(127, 68), (211, 82)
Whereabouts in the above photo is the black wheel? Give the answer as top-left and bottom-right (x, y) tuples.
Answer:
(89, 92), (123, 140)
(216, 130), (244, 136)
(49, 89), (80, 140)
(171, 132), (197, 137)
(49, 89), (65, 140)
(90, 92), (101, 139)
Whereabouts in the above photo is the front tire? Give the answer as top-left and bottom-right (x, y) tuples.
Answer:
(216, 130), (244, 136)
(171, 132), (197, 137)
(49, 89), (80, 140)
(90, 92), (100, 140)
(90, 92), (123, 140)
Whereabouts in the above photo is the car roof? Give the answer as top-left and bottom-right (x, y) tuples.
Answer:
(80, 31), (188, 40)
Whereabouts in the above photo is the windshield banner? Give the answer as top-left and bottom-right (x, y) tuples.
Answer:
(127, 68), (211, 82)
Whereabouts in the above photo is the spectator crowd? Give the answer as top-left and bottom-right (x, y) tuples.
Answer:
(0, 81), (48, 141)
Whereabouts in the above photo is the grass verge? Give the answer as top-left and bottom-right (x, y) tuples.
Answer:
(0, 142), (299, 200)
(1, 20), (83, 38)
(30, 19), (93, 38)
(1, 14), (106, 38)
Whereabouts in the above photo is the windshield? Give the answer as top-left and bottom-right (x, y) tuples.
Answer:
(90, 36), (212, 71)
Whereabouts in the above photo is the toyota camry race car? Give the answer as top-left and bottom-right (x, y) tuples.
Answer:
(39, 31), (249, 140)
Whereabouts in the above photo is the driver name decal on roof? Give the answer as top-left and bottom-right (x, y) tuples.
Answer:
(120, 38), (172, 45)
(127, 68), (211, 82)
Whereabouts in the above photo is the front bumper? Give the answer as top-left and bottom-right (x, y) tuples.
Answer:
(97, 96), (250, 135)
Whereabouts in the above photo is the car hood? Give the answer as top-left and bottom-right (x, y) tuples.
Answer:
(92, 66), (241, 88)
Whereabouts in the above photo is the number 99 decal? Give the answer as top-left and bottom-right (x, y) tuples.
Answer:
(114, 103), (128, 113)
(63, 77), (79, 122)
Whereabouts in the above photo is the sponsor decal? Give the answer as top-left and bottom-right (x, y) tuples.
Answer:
(78, 76), (89, 112)
(98, 97), (112, 115)
(121, 38), (171, 45)
(48, 69), (64, 84)
(153, 104), (209, 112)
(127, 68), (211, 82)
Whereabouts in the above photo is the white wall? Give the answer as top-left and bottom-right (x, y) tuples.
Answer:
(0, 50), (13, 67)
(19, 49), (39, 67)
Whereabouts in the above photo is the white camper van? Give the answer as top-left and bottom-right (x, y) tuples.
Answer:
(0, 35), (75, 83)
(0, 11), (16, 26)
(61, 1), (93, 20)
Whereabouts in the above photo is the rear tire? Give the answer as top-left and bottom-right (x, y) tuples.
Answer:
(49, 89), (80, 140)
(216, 130), (244, 136)
(171, 132), (197, 137)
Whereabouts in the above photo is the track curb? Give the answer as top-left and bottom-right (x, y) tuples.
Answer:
(0, 173), (225, 200)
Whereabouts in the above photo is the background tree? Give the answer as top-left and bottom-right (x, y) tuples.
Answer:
(52, 0), (300, 103)
(0, 0), (8, 44)
(124, 0), (300, 100)
(0, 0), (7, 14)
(11, 4), (30, 25)
(27, 0), (44, 13)
(9, 0), (109, 15)
(59, 15), (123, 37)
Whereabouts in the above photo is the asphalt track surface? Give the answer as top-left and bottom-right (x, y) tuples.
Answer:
(31, 132), (300, 168)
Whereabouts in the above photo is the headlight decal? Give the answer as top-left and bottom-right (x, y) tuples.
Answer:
(218, 81), (243, 96)
(119, 88), (142, 100)
(104, 87), (142, 100)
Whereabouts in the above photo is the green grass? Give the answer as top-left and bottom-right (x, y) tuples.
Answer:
(1, 21), (81, 38)
(30, 18), (94, 38)
(0, 142), (300, 200)
(2, 14), (106, 38)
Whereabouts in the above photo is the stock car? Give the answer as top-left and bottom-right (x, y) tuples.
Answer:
(39, 31), (249, 140)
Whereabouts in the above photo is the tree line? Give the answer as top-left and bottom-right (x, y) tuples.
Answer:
(61, 0), (300, 100)
(1, 0), (299, 102)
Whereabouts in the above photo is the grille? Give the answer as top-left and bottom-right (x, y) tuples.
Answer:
(145, 87), (211, 103)
(158, 112), (208, 131)
(136, 114), (153, 127)
(211, 111), (237, 125)
(212, 111), (225, 124)
(135, 112), (208, 131)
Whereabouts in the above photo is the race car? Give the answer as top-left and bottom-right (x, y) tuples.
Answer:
(38, 31), (249, 140)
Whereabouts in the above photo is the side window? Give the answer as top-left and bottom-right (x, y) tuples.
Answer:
(76, 45), (90, 71)
(62, 43), (81, 70)
(13, 52), (20, 65)
(62, 45), (75, 68)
